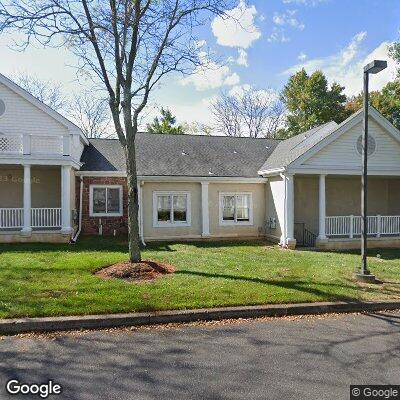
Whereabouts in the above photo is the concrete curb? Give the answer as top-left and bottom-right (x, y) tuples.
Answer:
(1, 300), (400, 335)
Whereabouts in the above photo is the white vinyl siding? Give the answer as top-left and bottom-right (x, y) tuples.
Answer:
(0, 82), (69, 137)
(302, 118), (400, 170)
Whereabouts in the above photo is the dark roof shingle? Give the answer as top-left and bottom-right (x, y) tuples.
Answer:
(81, 133), (280, 178)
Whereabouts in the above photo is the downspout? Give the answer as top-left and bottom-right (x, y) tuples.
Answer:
(71, 176), (84, 243)
(280, 172), (287, 248)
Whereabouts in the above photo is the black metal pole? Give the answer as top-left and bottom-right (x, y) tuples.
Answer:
(361, 71), (369, 275)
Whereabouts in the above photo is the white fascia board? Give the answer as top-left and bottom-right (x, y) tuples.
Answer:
(0, 157), (81, 169)
(76, 171), (127, 177)
(368, 107), (400, 143)
(290, 166), (400, 176)
(0, 73), (88, 145)
(75, 171), (268, 183)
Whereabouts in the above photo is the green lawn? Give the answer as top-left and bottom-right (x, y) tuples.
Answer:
(1, 237), (400, 319)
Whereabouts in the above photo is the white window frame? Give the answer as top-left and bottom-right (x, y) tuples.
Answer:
(219, 192), (253, 226)
(89, 185), (123, 217)
(153, 191), (191, 227)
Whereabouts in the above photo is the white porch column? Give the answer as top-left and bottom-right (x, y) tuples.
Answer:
(21, 164), (32, 236)
(201, 182), (210, 237)
(61, 165), (73, 235)
(318, 174), (327, 240)
(283, 174), (295, 248)
(281, 174), (296, 249)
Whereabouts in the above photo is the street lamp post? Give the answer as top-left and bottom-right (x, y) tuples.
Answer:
(355, 60), (387, 283)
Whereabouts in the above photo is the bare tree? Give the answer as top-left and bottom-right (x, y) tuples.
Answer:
(211, 87), (286, 138)
(15, 73), (67, 112)
(182, 121), (213, 135)
(69, 91), (114, 138)
(0, 0), (234, 262)
(211, 94), (242, 137)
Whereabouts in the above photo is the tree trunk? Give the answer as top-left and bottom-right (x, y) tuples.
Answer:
(124, 126), (141, 263)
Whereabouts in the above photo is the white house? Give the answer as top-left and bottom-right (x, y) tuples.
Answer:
(1, 72), (400, 249)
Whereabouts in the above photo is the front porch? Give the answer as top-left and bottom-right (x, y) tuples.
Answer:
(0, 164), (74, 242)
(293, 174), (400, 249)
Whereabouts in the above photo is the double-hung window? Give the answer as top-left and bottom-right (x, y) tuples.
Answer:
(153, 191), (191, 227)
(90, 185), (123, 217)
(220, 193), (253, 225)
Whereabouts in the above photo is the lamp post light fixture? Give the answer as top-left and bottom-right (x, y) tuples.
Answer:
(354, 60), (387, 284)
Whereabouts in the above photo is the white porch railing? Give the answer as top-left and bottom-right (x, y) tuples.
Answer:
(31, 208), (62, 228)
(0, 208), (62, 229)
(0, 135), (23, 154)
(0, 134), (65, 156)
(0, 208), (24, 228)
(326, 215), (400, 237)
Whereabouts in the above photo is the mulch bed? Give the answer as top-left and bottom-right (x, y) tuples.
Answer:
(95, 260), (175, 283)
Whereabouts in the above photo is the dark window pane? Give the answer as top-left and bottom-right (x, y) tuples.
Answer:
(222, 195), (235, 221)
(93, 188), (106, 213)
(236, 207), (249, 221)
(173, 195), (187, 222)
(157, 195), (171, 222)
(174, 210), (187, 222)
(107, 188), (120, 213)
(236, 195), (250, 221)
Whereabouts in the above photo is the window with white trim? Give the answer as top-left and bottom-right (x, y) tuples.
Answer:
(90, 185), (123, 216)
(153, 191), (191, 227)
(220, 193), (253, 225)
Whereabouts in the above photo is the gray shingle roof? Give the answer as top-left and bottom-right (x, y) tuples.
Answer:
(258, 121), (339, 172)
(80, 133), (280, 178)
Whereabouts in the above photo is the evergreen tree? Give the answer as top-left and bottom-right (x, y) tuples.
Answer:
(147, 108), (185, 135)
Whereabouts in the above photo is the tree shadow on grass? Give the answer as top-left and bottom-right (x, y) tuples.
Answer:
(299, 247), (400, 261)
(175, 269), (362, 302)
(0, 238), (272, 255)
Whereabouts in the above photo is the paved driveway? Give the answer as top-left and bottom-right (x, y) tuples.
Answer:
(0, 311), (399, 399)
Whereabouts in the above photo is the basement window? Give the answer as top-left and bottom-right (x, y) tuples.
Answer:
(90, 185), (123, 217)
(219, 192), (253, 226)
(153, 191), (191, 227)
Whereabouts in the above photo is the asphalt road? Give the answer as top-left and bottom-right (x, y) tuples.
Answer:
(0, 311), (399, 400)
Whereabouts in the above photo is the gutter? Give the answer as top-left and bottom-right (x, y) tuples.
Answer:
(257, 167), (286, 177)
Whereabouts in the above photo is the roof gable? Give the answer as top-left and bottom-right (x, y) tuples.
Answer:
(290, 107), (400, 169)
(0, 73), (88, 144)
(258, 108), (400, 175)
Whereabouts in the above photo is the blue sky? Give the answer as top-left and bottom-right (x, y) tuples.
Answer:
(0, 0), (399, 126)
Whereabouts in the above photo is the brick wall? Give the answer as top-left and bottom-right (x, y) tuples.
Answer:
(76, 176), (129, 236)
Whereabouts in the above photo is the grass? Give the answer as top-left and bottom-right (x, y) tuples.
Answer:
(1, 237), (400, 319)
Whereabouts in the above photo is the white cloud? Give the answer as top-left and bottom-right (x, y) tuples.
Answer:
(228, 84), (252, 97)
(273, 11), (305, 30)
(194, 40), (207, 49)
(212, 0), (262, 49)
(268, 27), (291, 43)
(229, 84), (280, 102)
(298, 51), (307, 61)
(181, 50), (240, 91)
(236, 49), (249, 67)
(283, 0), (326, 6)
(171, 97), (216, 125)
(284, 32), (397, 96)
